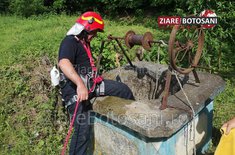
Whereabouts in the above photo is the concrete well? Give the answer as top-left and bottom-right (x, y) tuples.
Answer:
(88, 62), (225, 155)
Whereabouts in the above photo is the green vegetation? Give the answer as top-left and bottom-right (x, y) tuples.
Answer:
(0, 1), (234, 154)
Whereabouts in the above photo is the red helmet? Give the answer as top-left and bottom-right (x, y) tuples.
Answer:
(76, 11), (104, 32)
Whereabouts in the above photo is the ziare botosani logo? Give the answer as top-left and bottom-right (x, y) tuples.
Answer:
(158, 10), (218, 29)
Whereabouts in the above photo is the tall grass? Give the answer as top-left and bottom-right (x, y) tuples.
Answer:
(0, 14), (71, 65)
(0, 14), (169, 66)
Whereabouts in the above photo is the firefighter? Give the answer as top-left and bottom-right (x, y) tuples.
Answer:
(58, 11), (134, 155)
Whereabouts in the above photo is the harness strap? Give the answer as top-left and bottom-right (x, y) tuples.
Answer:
(65, 95), (78, 109)
(81, 41), (103, 87)
(82, 42), (96, 71)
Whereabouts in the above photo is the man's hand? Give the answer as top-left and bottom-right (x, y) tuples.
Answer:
(76, 82), (88, 102)
(222, 117), (235, 135)
(59, 58), (89, 102)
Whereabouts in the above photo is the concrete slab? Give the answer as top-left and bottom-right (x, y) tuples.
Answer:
(93, 62), (225, 138)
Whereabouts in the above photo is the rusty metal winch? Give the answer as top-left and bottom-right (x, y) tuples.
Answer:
(98, 25), (205, 110)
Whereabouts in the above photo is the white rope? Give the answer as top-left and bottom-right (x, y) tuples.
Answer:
(158, 40), (168, 46)
(152, 46), (161, 99)
(153, 40), (167, 99)
(172, 70), (196, 155)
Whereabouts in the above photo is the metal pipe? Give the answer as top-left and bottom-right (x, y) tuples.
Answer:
(96, 40), (105, 72)
(115, 38), (135, 68)
(96, 40), (112, 74)
(107, 35), (124, 40)
(160, 68), (172, 110)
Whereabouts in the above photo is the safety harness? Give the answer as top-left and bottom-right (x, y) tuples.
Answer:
(62, 40), (105, 108)
(59, 36), (105, 96)
(80, 39), (103, 92)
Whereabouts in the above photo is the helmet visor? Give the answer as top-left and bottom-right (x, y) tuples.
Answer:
(66, 23), (85, 36)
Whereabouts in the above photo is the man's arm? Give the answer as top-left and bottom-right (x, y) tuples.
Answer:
(59, 58), (88, 101)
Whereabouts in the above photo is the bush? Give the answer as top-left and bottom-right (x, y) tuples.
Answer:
(175, 1), (235, 72)
(9, 0), (47, 17)
(0, 0), (10, 14)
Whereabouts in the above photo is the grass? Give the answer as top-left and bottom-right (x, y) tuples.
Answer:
(214, 78), (235, 128)
(0, 14), (169, 66)
(0, 14), (234, 154)
(0, 15), (70, 65)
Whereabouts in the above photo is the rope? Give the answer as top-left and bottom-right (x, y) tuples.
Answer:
(152, 46), (160, 99)
(152, 40), (167, 99)
(172, 70), (196, 155)
(61, 100), (80, 155)
(61, 80), (99, 155)
(158, 40), (168, 46)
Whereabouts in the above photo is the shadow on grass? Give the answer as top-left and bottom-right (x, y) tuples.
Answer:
(202, 126), (222, 155)
(212, 126), (222, 147)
